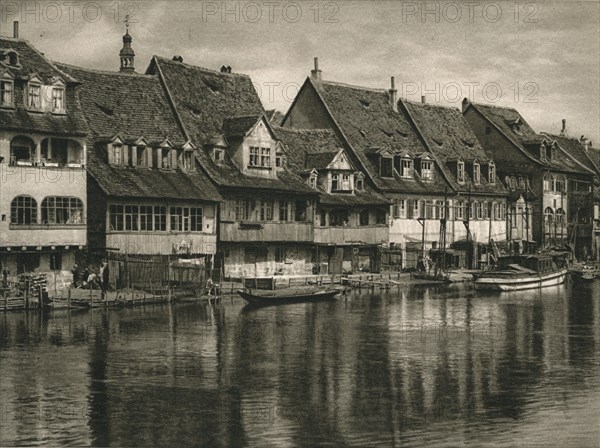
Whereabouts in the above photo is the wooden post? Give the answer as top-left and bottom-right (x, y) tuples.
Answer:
(25, 281), (29, 310)
(90, 284), (93, 308)
(68, 288), (71, 309)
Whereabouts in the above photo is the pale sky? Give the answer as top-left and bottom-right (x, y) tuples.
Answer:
(1, 0), (599, 142)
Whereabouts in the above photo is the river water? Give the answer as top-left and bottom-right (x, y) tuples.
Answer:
(1, 282), (599, 447)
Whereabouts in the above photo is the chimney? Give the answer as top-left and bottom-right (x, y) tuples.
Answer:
(461, 97), (469, 114)
(227, 66), (232, 73)
(421, 95), (426, 104)
(389, 76), (398, 112)
(310, 57), (322, 90)
(13, 21), (19, 38)
(560, 118), (567, 136)
(172, 55), (183, 63)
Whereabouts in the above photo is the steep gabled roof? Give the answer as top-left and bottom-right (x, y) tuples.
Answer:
(0, 38), (88, 136)
(87, 143), (221, 202)
(283, 78), (450, 194)
(58, 63), (185, 144)
(147, 56), (264, 145)
(401, 100), (507, 196)
(148, 56), (314, 194)
(223, 114), (263, 138)
(1, 37), (76, 82)
(465, 101), (589, 175)
(273, 126), (389, 206)
(57, 62), (220, 202)
(542, 133), (600, 175)
(273, 127), (342, 171)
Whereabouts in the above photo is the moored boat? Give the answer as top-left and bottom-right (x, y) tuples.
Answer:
(474, 254), (568, 292)
(237, 288), (341, 305)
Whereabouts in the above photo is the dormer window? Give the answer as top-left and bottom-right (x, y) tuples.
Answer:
(52, 86), (65, 113)
(473, 161), (480, 184)
(488, 162), (496, 184)
(309, 174), (317, 189)
(380, 156), (393, 178)
(213, 148), (224, 163)
(355, 173), (364, 191)
(261, 147), (271, 167)
(401, 159), (413, 178)
(1, 50), (20, 66)
(111, 143), (123, 165)
(341, 173), (352, 191)
(457, 160), (465, 183)
(249, 146), (271, 167)
(332, 173), (339, 191)
(421, 160), (433, 180)
(136, 145), (146, 166)
(0, 79), (14, 107)
(162, 147), (171, 169)
(28, 82), (42, 110)
(183, 150), (194, 170)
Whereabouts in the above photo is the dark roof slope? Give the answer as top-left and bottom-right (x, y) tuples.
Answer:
(87, 144), (221, 201)
(309, 80), (446, 194)
(467, 102), (588, 174)
(1, 37), (76, 82)
(57, 63), (185, 144)
(57, 63), (220, 202)
(0, 38), (88, 135)
(148, 56), (264, 145)
(223, 114), (262, 138)
(542, 133), (600, 175)
(401, 100), (507, 195)
(273, 127), (342, 171)
(149, 56), (314, 194)
(273, 127), (389, 206)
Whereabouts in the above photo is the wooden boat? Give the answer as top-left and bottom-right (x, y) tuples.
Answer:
(569, 262), (600, 283)
(474, 254), (568, 292)
(237, 288), (341, 305)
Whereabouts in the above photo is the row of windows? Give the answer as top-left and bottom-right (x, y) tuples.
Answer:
(0, 80), (65, 112)
(108, 205), (204, 232)
(109, 144), (194, 170)
(392, 200), (507, 221)
(379, 156), (496, 185)
(318, 209), (387, 227)
(543, 174), (567, 193)
(223, 200), (309, 222)
(10, 196), (83, 225)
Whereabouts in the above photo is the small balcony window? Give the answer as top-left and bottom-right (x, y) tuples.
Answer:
(473, 162), (480, 184)
(488, 162), (496, 184)
(457, 161), (465, 183)
(401, 159), (413, 178)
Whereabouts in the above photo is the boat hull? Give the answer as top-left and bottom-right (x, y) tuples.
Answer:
(237, 289), (340, 305)
(474, 268), (568, 292)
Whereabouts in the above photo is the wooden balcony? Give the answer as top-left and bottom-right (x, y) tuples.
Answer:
(314, 225), (388, 245)
(220, 221), (313, 242)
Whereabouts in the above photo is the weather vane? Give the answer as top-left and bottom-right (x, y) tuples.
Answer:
(125, 14), (130, 30)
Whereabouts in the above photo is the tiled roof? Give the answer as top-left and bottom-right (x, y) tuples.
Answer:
(266, 109), (285, 126)
(149, 56), (315, 194)
(87, 143), (221, 201)
(542, 133), (600, 175)
(1, 37), (76, 82)
(466, 102), (589, 174)
(273, 127), (342, 171)
(294, 80), (452, 194)
(57, 62), (220, 202)
(0, 38), (88, 136)
(273, 127), (389, 206)
(223, 115), (262, 138)
(401, 100), (508, 195)
(57, 63), (186, 144)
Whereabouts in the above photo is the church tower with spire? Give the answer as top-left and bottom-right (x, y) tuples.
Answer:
(119, 18), (135, 73)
